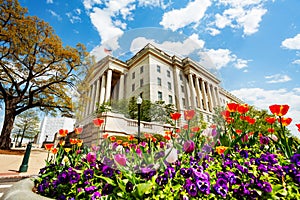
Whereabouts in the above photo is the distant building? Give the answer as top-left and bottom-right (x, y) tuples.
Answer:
(77, 44), (243, 146)
(36, 117), (76, 147)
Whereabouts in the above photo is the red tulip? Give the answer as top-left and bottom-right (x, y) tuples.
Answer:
(296, 124), (300, 132)
(191, 126), (200, 132)
(269, 104), (289, 116)
(58, 129), (68, 137)
(184, 110), (195, 120)
(237, 104), (249, 114)
(265, 117), (276, 124)
(75, 127), (83, 134)
(170, 112), (181, 120)
(279, 117), (292, 126)
(44, 143), (54, 151)
(227, 103), (239, 112)
(93, 118), (104, 127)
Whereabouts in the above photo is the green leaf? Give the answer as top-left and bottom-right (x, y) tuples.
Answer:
(136, 183), (152, 197)
(96, 175), (117, 186)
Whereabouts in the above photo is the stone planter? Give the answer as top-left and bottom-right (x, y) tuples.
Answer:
(2, 178), (51, 200)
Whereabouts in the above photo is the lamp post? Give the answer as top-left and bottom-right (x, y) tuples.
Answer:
(137, 96), (142, 144)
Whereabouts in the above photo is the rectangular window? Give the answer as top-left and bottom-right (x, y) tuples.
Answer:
(181, 85), (184, 93)
(158, 91), (162, 101)
(168, 95), (173, 104)
(140, 66), (144, 74)
(157, 77), (161, 86)
(182, 98), (186, 108)
(157, 65), (161, 73)
(167, 70), (171, 77)
(140, 79), (144, 87)
(132, 72), (135, 79)
(132, 83), (135, 92)
(179, 74), (183, 81)
(168, 82), (172, 90)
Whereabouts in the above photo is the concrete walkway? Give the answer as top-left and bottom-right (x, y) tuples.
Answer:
(0, 148), (49, 181)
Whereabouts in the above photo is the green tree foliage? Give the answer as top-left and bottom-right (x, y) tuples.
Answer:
(12, 109), (40, 146)
(126, 97), (175, 123)
(0, 0), (88, 149)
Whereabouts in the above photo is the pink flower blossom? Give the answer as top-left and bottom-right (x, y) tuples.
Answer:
(183, 140), (195, 153)
(114, 154), (127, 166)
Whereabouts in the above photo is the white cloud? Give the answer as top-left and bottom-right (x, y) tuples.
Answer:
(84, 0), (137, 44)
(129, 33), (205, 57)
(293, 88), (300, 93)
(234, 58), (249, 69)
(211, 0), (268, 36)
(46, 0), (53, 4)
(201, 48), (249, 70)
(292, 59), (300, 65)
(206, 27), (221, 36)
(138, 0), (171, 9)
(281, 34), (300, 50)
(66, 12), (82, 24)
(205, 49), (234, 69)
(230, 87), (300, 137)
(90, 7), (124, 43)
(160, 0), (211, 31)
(265, 74), (292, 83)
(237, 6), (267, 35)
(48, 10), (62, 21)
(83, 0), (102, 10)
(215, 13), (232, 29)
(90, 36), (121, 61)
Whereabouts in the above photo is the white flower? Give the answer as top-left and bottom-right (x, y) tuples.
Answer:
(116, 145), (123, 152)
(270, 134), (278, 142)
(202, 128), (212, 137)
(165, 147), (178, 163)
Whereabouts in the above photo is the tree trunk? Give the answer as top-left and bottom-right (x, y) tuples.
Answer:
(19, 128), (26, 147)
(0, 105), (16, 150)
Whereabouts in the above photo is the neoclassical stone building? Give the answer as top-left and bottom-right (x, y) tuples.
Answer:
(77, 44), (242, 145)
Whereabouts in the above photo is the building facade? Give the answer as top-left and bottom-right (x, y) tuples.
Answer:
(77, 44), (242, 145)
(36, 117), (76, 147)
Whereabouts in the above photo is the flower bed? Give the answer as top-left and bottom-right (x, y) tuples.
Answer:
(34, 104), (300, 199)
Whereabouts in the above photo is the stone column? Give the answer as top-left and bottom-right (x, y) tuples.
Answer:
(188, 73), (196, 109)
(195, 77), (203, 109)
(209, 84), (216, 108)
(185, 77), (191, 109)
(87, 86), (92, 115)
(105, 69), (112, 102)
(118, 73), (125, 100)
(82, 92), (87, 117)
(91, 82), (96, 113)
(173, 67), (181, 111)
(200, 79), (208, 111)
(215, 87), (221, 106)
(94, 78), (101, 111)
(206, 81), (213, 112)
(99, 74), (106, 104)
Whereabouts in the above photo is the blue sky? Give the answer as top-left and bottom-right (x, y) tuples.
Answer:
(8, 0), (300, 136)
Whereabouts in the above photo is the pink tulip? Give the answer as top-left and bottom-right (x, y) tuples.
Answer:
(114, 154), (127, 166)
(183, 140), (195, 153)
(136, 148), (142, 158)
(86, 152), (97, 163)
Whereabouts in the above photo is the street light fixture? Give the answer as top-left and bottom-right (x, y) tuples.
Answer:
(137, 96), (142, 144)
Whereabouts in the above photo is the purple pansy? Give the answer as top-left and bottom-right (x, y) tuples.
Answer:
(83, 168), (94, 180)
(102, 165), (114, 177)
(195, 179), (210, 195)
(290, 154), (300, 168)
